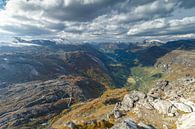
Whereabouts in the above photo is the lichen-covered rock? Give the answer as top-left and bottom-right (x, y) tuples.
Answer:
(130, 91), (146, 101)
(180, 98), (195, 112)
(177, 112), (195, 129)
(121, 94), (135, 111)
(148, 80), (169, 98)
(151, 99), (177, 116)
(139, 100), (154, 110)
(120, 91), (147, 111)
(172, 102), (193, 113)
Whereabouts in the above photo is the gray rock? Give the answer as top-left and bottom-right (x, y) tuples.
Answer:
(138, 122), (156, 129)
(147, 95), (155, 102)
(84, 120), (97, 125)
(141, 100), (154, 110)
(110, 118), (138, 129)
(114, 110), (123, 119)
(180, 99), (195, 112)
(172, 102), (193, 113)
(121, 94), (134, 111)
(148, 80), (169, 98)
(131, 91), (146, 100)
(162, 125), (169, 129)
(156, 80), (169, 89)
(65, 121), (76, 129)
(182, 77), (195, 86)
(177, 112), (195, 129)
(120, 91), (147, 111)
(152, 99), (177, 116)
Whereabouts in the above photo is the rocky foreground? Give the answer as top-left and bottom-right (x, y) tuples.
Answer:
(60, 77), (195, 129)
(110, 77), (195, 129)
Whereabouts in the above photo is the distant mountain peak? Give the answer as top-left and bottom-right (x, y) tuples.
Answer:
(143, 39), (165, 44)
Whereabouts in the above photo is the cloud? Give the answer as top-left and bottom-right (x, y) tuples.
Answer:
(178, 0), (195, 9)
(0, 0), (195, 42)
(4, 0), (126, 22)
(127, 16), (195, 36)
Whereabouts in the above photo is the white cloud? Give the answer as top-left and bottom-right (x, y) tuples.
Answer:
(0, 0), (194, 42)
(128, 16), (195, 36)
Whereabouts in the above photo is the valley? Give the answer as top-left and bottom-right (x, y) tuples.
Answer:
(0, 39), (195, 129)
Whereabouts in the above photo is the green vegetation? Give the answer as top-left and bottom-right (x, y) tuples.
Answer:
(108, 63), (130, 87)
(126, 66), (163, 92)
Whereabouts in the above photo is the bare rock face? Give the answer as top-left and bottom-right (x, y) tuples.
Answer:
(110, 118), (155, 129)
(180, 99), (195, 111)
(151, 99), (177, 116)
(131, 91), (146, 100)
(177, 112), (195, 129)
(171, 101), (193, 113)
(148, 80), (169, 98)
(120, 91), (147, 111)
(111, 76), (195, 129)
(138, 99), (154, 110)
(121, 94), (135, 111)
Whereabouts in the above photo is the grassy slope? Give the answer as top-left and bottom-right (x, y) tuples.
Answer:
(126, 66), (162, 92)
(51, 88), (128, 129)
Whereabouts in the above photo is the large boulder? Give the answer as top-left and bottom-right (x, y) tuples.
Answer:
(130, 91), (146, 101)
(120, 91), (147, 111)
(148, 80), (169, 98)
(138, 99), (154, 110)
(172, 102), (193, 113)
(151, 99), (177, 116)
(180, 99), (195, 112)
(121, 94), (135, 111)
(177, 112), (195, 129)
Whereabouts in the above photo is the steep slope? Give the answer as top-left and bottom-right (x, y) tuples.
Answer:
(155, 50), (195, 80)
(0, 76), (106, 129)
(0, 41), (113, 87)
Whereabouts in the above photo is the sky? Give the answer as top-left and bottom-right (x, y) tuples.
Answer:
(0, 0), (195, 42)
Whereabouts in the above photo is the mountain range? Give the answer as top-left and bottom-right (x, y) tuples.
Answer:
(0, 39), (195, 129)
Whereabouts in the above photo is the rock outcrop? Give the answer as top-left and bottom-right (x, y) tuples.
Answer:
(110, 118), (138, 129)
(176, 112), (195, 129)
(110, 118), (155, 129)
(110, 77), (195, 128)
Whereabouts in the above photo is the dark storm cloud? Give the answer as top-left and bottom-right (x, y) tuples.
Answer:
(16, 0), (127, 22)
(179, 0), (195, 9)
(0, 0), (195, 41)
